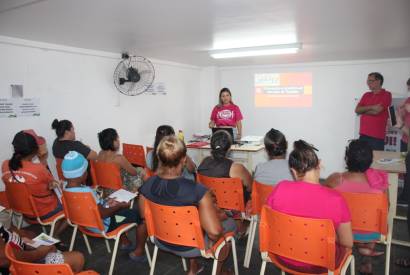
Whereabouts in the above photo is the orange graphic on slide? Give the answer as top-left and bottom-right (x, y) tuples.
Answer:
(255, 72), (312, 107)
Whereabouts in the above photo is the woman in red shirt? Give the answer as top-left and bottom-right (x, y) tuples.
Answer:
(209, 88), (243, 141)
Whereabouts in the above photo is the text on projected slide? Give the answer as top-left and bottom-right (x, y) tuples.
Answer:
(254, 73), (312, 107)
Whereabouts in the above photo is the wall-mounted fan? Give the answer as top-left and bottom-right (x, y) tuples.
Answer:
(113, 54), (155, 96)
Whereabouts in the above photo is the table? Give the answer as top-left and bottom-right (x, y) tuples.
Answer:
(187, 143), (265, 171)
(372, 150), (408, 247)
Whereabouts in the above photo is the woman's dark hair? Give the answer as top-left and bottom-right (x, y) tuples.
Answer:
(289, 140), (319, 178)
(218, 87), (233, 105)
(9, 131), (39, 173)
(345, 139), (373, 172)
(210, 130), (232, 159)
(264, 128), (287, 158)
(368, 72), (384, 86)
(51, 119), (73, 138)
(157, 135), (187, 169)
(98, 128), (119, 151)
(152, 125), (175, 171)
(407, 77), (410, 86)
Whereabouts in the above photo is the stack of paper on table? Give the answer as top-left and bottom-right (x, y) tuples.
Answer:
(108, 189), (137, 202)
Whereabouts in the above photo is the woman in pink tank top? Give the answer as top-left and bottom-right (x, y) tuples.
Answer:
(325, 139), (388, 274)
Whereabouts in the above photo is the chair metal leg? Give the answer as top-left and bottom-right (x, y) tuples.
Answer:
(181, 257), (188, 271)
(82, 233), (92, 254)
(108, 236), (121, 275)
(244, 219), (257, 268)
(49, 221), (57, 237)
(69, 226), (78, 251)
(385, 242), (391, 275)
(281, 271), (285, 275)
(105, 239), (112, 253)
(350, 255), (355, 275)
(149, 245), (159, 275)
(17, 215), (23, 229)
(41, 226), (47, 234)
(259, 260), (267, 275)
(231, 239), (239, 275)
(211, 259), (218, 275)
(145, 242), (152, 267)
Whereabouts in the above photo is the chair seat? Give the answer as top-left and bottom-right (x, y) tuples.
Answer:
(25, 210), (65, 225)
(78, 223), (137, 239)
(268, 248), (352, 275)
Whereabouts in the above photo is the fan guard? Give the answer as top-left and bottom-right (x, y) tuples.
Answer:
(113, 55), (155, 96)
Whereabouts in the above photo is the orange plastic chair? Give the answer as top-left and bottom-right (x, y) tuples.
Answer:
(243, 181), (274, 268)
(5, 243), (99, 275)
(259, 206), (355, 275)
(144, 199), (239, 275)
(196, 174), (245, 213)
(3, 180), (64, 236)
(93, 161), (123, 190)
(123, 143), (147, 168)
(88, 160), (99, 189)
(61, 190), (143, 275)
(338, 192), (389, 275)
(55, 158), (66, 181)
(0, 191), (10, 209)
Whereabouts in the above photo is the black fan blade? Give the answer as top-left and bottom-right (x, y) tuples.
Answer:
(119, 78), (129, 85)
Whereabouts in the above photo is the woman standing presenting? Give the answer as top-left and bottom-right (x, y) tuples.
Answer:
(209, 87), (243, 141)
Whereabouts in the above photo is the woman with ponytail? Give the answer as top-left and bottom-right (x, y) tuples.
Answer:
(266, 140), (353, 273)
(254, 128), (293, 185)
(51, 119), (97, 160)
(1, 132), (67, 238)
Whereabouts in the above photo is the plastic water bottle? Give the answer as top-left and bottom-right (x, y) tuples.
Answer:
(178, 130), (184, 142)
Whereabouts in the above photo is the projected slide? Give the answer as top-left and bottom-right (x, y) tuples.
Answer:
(255, 72), (312, 107)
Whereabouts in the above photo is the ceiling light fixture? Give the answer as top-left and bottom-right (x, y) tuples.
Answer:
(209, 43), (302, 59)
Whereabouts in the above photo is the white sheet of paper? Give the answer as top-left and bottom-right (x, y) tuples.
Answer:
(108, 189), (137, 203)
(28, 233), (60, 248)
(0, 205), (5, 212)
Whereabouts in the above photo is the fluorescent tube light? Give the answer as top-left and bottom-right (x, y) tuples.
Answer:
(209, 43), (302, 59)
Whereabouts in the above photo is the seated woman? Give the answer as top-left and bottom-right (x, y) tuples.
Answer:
(146, 125), (196, 180)
(325, 139), (388, 274)
(267, 140), (353, 273)
(97, 128), (144, 194)
(1, 131), (67, 239)
(254, 128), (293, 185)
(63, 151), (147, 262)
(51, 119), (97, 160)
(197, 130), (252, 234)
(0, 223), (84, 273)
(139, 136), (236, 275)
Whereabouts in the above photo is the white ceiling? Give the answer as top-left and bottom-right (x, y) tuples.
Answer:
(0, 0), (409, 66)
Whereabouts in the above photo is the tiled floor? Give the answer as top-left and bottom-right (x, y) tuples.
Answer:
(18, 208), (409, 275)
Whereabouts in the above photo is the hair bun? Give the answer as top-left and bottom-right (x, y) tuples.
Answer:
(51, 119), (59, 129)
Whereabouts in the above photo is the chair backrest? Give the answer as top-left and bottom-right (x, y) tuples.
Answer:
(62, 190), (105, 231)
(88, 160), (98, 188)
(144, 199), (206, 250)
(259, 206), (336, 270)
(338, 191), (388, 235)
(3, 181), (39, 217)
(197, 174), (245, 212)
(251, 181), (274, 215)
(0, 191), (10, 209)
(55, 158), (66, 181)
(123, 143), (147, 168)
(146, 146), (154, 154)
(93, 161), (122, 190)
(5, 243), (75, 275)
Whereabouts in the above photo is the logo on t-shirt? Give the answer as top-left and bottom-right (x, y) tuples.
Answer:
(217, 109), (234, 120)
(7, 174), (26, 183)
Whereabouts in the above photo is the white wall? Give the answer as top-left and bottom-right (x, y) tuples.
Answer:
(0, 37), (201, 177)
(216, 59), (410, 176)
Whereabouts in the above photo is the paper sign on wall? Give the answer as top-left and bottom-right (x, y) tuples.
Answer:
(0, 98), (40, 118)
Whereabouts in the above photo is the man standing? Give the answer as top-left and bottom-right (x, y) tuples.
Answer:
(355, 72), (392, 151)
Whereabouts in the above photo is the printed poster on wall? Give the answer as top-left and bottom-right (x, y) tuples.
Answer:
(0, 98), (40, 118)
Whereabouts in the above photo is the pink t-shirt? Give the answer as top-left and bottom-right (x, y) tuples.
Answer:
(266, 180), (351, 270)
(334, 169), (388, 194)
(210, 104), (243, 127)
(399, 97), (410, 144)
(358, 89), (392, 139)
